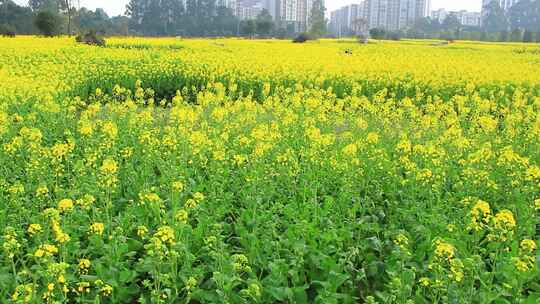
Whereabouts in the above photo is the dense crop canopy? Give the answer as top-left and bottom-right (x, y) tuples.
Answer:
(0, 37), (539, 303)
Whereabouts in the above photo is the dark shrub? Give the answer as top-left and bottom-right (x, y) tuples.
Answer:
(34, 11), (61, 37)
(387, 31), (402, 41)
(0, 24), (16, 37)
(523, 30), (534, 43)
(76, 30), (106, 47)
(293, 32), (313, 43)
(369, 28), (386, 40)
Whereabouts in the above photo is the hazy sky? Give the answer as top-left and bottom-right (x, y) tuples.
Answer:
(14, 0), (483, 16)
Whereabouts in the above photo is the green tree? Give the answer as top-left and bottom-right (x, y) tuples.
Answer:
(510, 28), (522, 41)
(442, 13), (460, 32)
(482, 1), (508, 33)
(523, 29), (534, 42)
(76, 8), (111, 33)
(58, 0), (75, 35)
(509, 0), (540, 31)
(308, 0), (326, 38)
(29, 0), (59, 12)
(241, 19), (256, 38)
(126, 0), (185, 36)
(255, 9), (274, 37)
(0, 23), (16, 37)
(110, 16), (129, 36)
(413, 17), (440, 36)
(213, 6), (236, 36)
(369, 28), (386, 39)
(34, 10), (61, 36)
(499, 30), (509, 42)
(442, 13), (462, 39)
(1, 0), (35, 34)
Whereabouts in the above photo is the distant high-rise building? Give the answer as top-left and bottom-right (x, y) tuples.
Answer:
(431, 8), (447, 22)
(236, 0), (263, 19)
(297, 0), (309, 32)
(329, 2), (368, 37)
(482, 0), (520, 11)
(235, 0), (322, 32)
(330, 0), (431, 35)
(431, 9), (481, 27)
(461, 11), (481, 27)
(264, 0), (279, 19)
(481, 0), (521, 22)
(218, 0), (237, 10)
(368, 0), (430, 30)
(281, 0), (298, 22)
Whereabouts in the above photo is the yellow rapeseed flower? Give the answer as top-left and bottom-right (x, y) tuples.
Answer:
(100, 158), (118, 175)
(493, 210), (516, 230)
(78, 259), (91, 274)
(137, 226), (148, 238)
(193, 192), (205, 202)
(34, 244), (58, 258)
(57, 199), (74, 213)
(27, 224), (42, 236)
(434, 240), (455, 260)
(520, 239), (537, 253)
(172, 181), (184, 192)
(175, 209), (189, 224)
(90, 223), (105, 236)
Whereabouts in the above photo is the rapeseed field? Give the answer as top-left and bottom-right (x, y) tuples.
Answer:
(0, 37), (538, 303)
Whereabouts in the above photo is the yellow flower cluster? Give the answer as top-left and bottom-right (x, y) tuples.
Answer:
(90, 223), (105, 236)
(469, 200), (491, 231)
(34, 244), (58, 258)
(431, 240), (464, 283)
(57, 199), (74, 213)
(78, 259), (91, 274)
(513, 239), (537, 272)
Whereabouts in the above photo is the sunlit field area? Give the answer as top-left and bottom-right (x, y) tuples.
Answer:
(1, 37), (539, 303)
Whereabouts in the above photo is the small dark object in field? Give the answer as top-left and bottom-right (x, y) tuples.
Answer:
(344, 49), (353, 55)
(431, 41), (450, 46)
(76, 30), (106, 47)
(293, 32), (314, 43)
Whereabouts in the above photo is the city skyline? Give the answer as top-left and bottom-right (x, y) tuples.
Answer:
(13, 0), (483, 16)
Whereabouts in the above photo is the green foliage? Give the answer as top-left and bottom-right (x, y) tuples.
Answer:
(508, 0), (540, 32)
(442, 13), (461, 32)
(0, 23), (16, 37)
(241, 20), (256, 38)
(255, 9), (275, 37)
(34, 10), (61, 37)
(523, 30), (534, 43)
(499, 30), (509, 42)
(0, 0), (35, 34)
(126, 0), (240, 37)
(29, 0), (60, 13)
(0, 37), (539, 304)
(511, 28), (523, 42)
(369, 28), (386, 40)
(309, 0), (326, 38)
(483, 1), (509, 33)
(75, 8), (110, 33)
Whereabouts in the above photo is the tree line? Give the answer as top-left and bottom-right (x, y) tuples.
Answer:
(408, 0), (540, 42)
(0, 0), (129, 36)
(0, 0), (326, 38)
